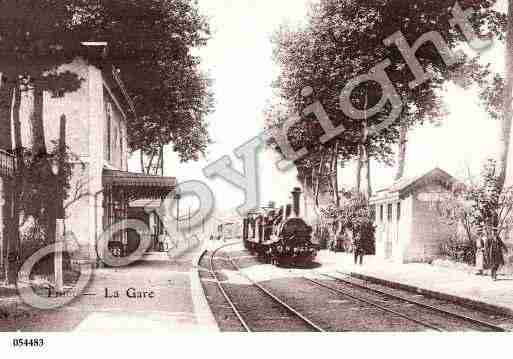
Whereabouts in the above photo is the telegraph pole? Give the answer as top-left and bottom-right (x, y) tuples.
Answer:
(175, 193), (181, 232)
(52, 115), (66, 293)
(188, 206), (191, 233)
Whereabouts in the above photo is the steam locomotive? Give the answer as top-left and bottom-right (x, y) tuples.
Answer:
(242, 187), (318, 266)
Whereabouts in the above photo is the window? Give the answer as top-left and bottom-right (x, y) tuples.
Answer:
(370, 205), (376, 221)
(397, 202), (401, 221)
(387, 203), (393, 222)
(380, 205), (384, 222)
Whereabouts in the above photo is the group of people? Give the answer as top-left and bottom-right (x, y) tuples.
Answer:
(476, 229), (509, 281)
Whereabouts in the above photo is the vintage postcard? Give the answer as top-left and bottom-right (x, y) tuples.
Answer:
(1, 0), (513, 355)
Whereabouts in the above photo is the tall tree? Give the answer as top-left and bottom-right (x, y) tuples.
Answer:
(269, 0), (498, 203)
(0, 0), (86, 284)
(496, 0), (513, 191)
(71, 0), (214, 164)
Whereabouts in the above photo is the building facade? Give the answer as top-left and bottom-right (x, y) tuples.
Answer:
(1, 48), (176, 270)
(370, 168), (456, 263)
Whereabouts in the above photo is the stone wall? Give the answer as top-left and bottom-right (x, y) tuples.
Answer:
(409, 195), (454, 262)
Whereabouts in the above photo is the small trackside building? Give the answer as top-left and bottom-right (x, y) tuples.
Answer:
(369, 168), (457, 263)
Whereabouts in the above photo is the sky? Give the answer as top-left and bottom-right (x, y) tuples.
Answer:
(129, 0), (506, 214)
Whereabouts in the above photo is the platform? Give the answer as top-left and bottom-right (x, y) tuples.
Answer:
(0, 243), (219, 332)
(317, 250), (513, 317)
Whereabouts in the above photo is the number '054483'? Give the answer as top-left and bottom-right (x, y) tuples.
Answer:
(12, 338), (45, 347)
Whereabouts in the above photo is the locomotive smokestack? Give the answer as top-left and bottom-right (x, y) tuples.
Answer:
(292, 187), (302, 217)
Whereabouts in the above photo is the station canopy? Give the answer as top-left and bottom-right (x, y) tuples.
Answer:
(103, 169), (176, 201)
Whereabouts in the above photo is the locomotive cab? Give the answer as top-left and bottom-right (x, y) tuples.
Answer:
(241, 187), (318, 266)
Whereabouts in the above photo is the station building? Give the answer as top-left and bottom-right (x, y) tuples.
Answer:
(369, 168), (457, 263)
(0, 44), (176, 271)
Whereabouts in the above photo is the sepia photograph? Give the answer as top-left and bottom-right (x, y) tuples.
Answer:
(1, 0), (513, 355)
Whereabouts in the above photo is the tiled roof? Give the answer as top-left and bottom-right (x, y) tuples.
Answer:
(372, 168), (456, 199)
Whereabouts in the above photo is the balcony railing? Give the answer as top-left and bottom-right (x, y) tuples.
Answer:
(0, 149), (15, 177)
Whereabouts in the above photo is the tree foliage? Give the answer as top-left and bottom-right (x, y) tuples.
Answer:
(1, 0), (214, 162)
(268, 0), (503, 201)
(69, 0), (214, 161)
(436, 159), (513, 244)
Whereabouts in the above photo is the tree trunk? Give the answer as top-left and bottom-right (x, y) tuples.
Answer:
(497, 0), (513, 191)
(0, 77), (13, 283)
(333, 142), (340, 207)
(0, 74), (13, 150)
(7, 84), (22, 285)
(29, 82), (47, 156)
(365, 153), (372, 199)
(356, 94), (369, 194)
(13, 86), (23, 154)
(160, 145), (164, 176)
(395, 123), (408, 181)
(327, 147), (335, 200)
(314, 151), (326, 206)
(156, 145), (164, 176)
(355, 151), (363, 193)
(145, 151), (156, 174)
(140, 151), (145, 174)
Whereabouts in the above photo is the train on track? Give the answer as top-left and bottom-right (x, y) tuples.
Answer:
(242, 187), (318, 266)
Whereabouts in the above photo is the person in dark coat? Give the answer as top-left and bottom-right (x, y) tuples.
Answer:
(352, 232), (364, 265)
(485, 233), (508, 281)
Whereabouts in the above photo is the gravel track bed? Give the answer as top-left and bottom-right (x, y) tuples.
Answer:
(230, 252), (429, 331)
(199, 248), (318, 331)
(201, 246), (513, 332)
(334, 273), (513, 331)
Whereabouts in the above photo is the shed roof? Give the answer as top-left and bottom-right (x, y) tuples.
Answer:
(372, 168), (457, 200)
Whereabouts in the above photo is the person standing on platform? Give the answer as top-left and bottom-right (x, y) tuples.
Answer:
(353, 232), (364, 265)
(475, 235), (485, 275)
(486, 231), (508, 281)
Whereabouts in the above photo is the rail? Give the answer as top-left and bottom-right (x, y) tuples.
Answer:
(321, 271), (507, 332)
(208, 242), (325, 332)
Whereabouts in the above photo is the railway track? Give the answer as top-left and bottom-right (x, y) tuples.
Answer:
(305, 271), (507, 332)
(200, 245), (511, 331)
(204, 243), (326, 332)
